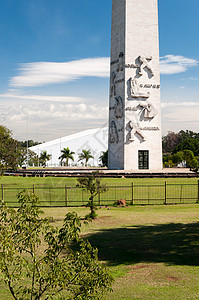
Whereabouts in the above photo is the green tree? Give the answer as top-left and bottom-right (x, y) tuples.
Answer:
(77, 172), (107, 220)
(183, 150), (198, 171)
(172, 138), (199, 156)
(59, 147), (75, 166)
(171, 150), (198, 172)
(19, 149), (39, 167)
(39, 150), (51, 167)
(172, 151), (184, 165)
(78, 149), (94, 167)
(99, 150), (108, 167)
(0, 125), (21, 171)
(0, 191), (113, 300)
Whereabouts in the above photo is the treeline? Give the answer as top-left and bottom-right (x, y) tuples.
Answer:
(162, 130), (199, 170)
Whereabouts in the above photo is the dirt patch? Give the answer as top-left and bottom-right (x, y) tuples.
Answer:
(167, 276), (179, 282)
(127, 264), (151, 274)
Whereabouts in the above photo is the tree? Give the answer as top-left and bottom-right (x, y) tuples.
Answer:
(162, 131), (180, 153)
(172, 138), (199, 156)
(78, 149), (94, 167)
(0, 125), (21, 171)
(171, 150), (198, 172)
(19, 149), (39, 167)
(0, 190), (113, 300)
(39, 150), (51, 167)
(183, 150), (198, 171)
(77, 172), (107, 220)
(172, 151), (184, 165)
(59, 147), (75, 166)
(99, 150), (108, 167)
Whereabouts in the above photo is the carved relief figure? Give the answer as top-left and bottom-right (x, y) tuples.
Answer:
(128, 121), (146, 142)
(138, 56), (154, 77)
(138, 102), (156, 119)
(114, 96), (123, 119)
(128, 77), (150, 98)
(110, 72), (116, 97)
(110, 120), (119, 143)
(117, 52), (124, 72)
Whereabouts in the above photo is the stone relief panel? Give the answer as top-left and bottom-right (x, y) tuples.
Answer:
(138, 102), (157, 119)
(117, 52), (124, 72)
(127, 121), (146, 142)
(114, 96), (123, 119)
(110, 72), (116, 97)
(109, 120), (119, 144)
(127, 77), (150, 99)
(138, 56), (154, 77)
(125, 102), (157, 120)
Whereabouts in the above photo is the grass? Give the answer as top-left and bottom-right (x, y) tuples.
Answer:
(1, 205), (199, 299)
(0, 176), (199, 207)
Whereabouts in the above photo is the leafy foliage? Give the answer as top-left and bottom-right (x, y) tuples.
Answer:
(0, 125), (21, 171)
(19, 149), (39, 167)
(99, 150), (108, 167)
(59, 147), (75, 166)
(77, 172), (107, 220)
(162, 130), (199, 154)
(172, 138), (199, 156)
(39, 150), (51, 167)
(0, 191), (113, 299)
(78, 149), (93, 167)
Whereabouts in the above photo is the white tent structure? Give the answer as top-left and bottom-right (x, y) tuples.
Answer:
(29, 127), (108, 167)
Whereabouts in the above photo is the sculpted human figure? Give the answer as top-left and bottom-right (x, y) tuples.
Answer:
(129, 77), (150, 98)
(138, 102), (156, 119)
(138, 56), (154, 77)
(117, 52), (124, 72)
(110, 120), (119, 143)
(128, 121), (146, 142)
(110, 72), (116, 96)
(114, 96), (123, 119)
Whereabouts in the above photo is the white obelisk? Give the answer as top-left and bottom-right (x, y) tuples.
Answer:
(108, 0), (162, 170)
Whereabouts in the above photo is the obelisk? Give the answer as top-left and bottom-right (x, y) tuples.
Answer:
(108, 0), (162, 170)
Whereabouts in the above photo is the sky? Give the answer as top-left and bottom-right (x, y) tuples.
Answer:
(0, 0), (199, 142)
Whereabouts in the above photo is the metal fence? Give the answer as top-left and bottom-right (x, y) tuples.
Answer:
(1, 182), (199, 207)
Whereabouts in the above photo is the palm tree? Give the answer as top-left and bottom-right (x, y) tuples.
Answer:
(78, 149), (94, 167)
(99, 150), (108, 167)
(59, 147), (75, 166)
(39, 150), (51, 167)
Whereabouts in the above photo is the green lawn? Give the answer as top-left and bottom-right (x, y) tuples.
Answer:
(1, 205), (199, 299)
(0, 176), (198, 207)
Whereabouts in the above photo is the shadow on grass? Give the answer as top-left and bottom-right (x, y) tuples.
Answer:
(86, 222), (199, 266)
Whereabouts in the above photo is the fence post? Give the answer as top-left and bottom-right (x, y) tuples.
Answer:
(98, 191), (101, 206)
(33, 184), (35, 194)
(131, 183), (134, 205)
(164, 181), (167, 205)
(65, 185), (68, 207)
(1, 185), (3, 202)
(198, 180), (199, 203)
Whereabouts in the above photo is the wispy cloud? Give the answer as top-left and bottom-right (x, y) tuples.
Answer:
(161, 101), (199, 108)
(0, 93), (87, 103)
(9, 55), (198, 88)
(10, 57), (110, 87)
(160, 55), (198, 75)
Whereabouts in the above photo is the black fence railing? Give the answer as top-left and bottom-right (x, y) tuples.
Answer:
(1, 182), (199, 207)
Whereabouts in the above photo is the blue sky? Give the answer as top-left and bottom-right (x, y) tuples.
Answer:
(0, 0), (199, 141)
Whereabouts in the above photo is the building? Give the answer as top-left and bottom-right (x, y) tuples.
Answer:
(29, 127), (108, 167)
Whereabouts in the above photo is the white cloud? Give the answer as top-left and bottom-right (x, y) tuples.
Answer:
(0, 93), (87, 103)
(161, 101), (199, 108)
(160, 55), (198, 75)
(9, 54), (198, 88)
(10, 57), (110, 87)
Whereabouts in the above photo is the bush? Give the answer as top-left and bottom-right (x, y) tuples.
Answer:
(0, 190), (113, 299)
